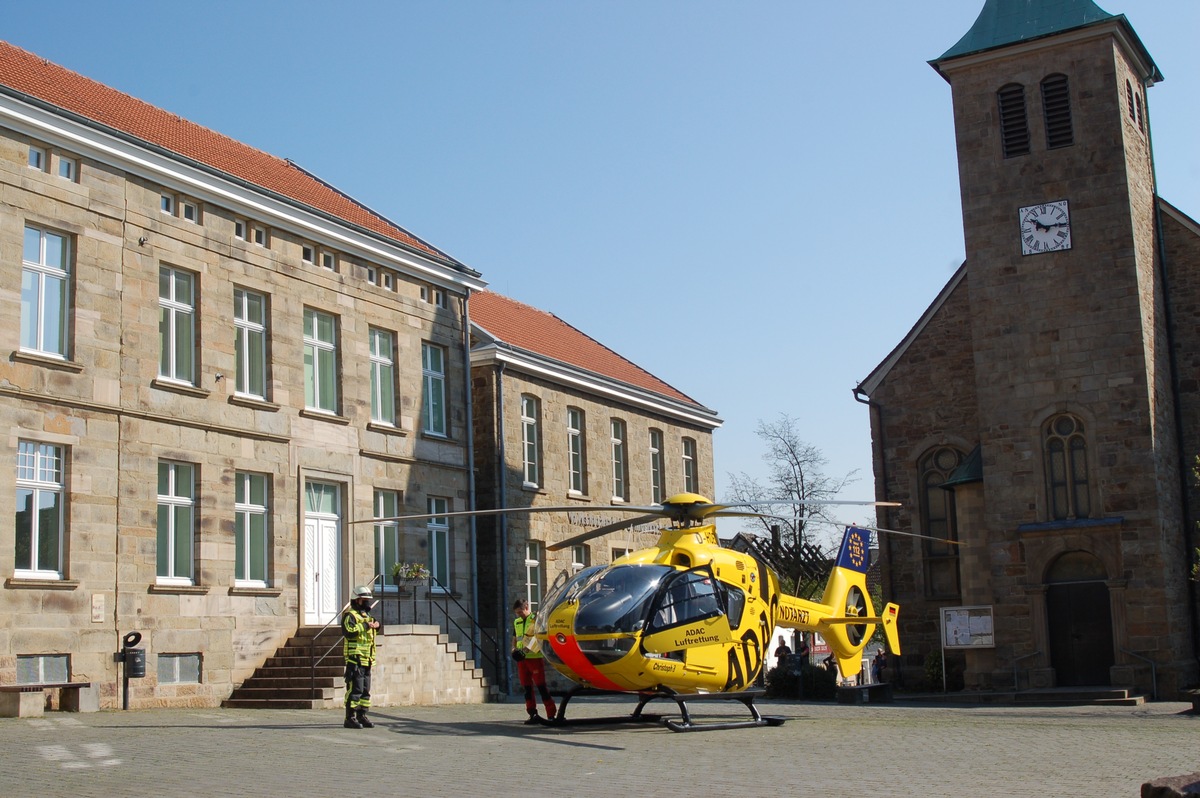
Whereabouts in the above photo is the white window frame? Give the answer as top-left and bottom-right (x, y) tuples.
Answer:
(421, 342), (447, 436)
(301, 244), (315, 264)
(682, 437), (698, 494)
(17, 654), (69, 684)
(320, 251), (336, 271)
(525, 541), (543, 611)
(157, 653), (201, 684)
(610, 419), (628, 502)
(252, 224), (268, 248)
(57, 156), (76, 181)
(234, 219), (248, 241)
(369, 327), (396, 425)
(15, 440), (64, 579)
(374, 489), (401, 591)
(571, 544), (589, 573)
(157, 460), (195, 585)
(233, 287), (267, 400)
(21, 224), (71, 358)
(427, 497), (450, 593)
(567, 407), (586, 495)
(160, 194), (176, 215)
(521, 394), (540, 488)
(303, 307), (338, 413)
(181, 199), (200, 224)
(28, 145), (46, 171)
(158, 266), (196, 384)
(649, 429), (665, 504)
(234, 471), (269, 587)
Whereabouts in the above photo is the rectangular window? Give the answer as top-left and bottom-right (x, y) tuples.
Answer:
(571, 544), (589, 573)
(157, 653), (201, 684)
(252, 225), (268, 247)
(525, 541), (543, 611)
(567, 407), (586, 495)
(28, 145), (46, 171)
(57, 157), (76, 181)
(521, 395), (540, 487)
(381, 272), (394, 291)
(374, 489), (401, 589)
(156, 461), (195, 584)
(21, 225), (71, 357)
(17, 654), (69, 685)
(610, 419), (628, 501)
(181, 200), (200, 224)
(420, 285), (448, 308)
(303, 308), (338, 413)
(369, 328), (396, 425)
(160, 194), (176, 215)
(682, 437), (698, 494)
(649, 429), (664, 504)
(428, 497), (450, 592)
(234, 219), (247, 240)
(320, 251), (336, 271)
(234, 472), (269, 586)
(612, 546), (633, 561)
(301, 244), (315, 264)
(421, 343), (447, 436)
(233, 288), (267, 399)
(158, 266), (196, 384)
(15, 441), (64, 579)
(366, 266), (377, 285)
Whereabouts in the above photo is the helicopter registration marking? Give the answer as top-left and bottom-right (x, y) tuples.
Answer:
(777, 606), (810, 625)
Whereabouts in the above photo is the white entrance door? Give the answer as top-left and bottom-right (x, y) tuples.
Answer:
(302, 481), (342, 626)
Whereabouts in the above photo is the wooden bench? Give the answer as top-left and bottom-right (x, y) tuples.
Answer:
(0, 682), (96, 717)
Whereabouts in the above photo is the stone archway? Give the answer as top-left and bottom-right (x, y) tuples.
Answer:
(1045, 551), (1114, 686)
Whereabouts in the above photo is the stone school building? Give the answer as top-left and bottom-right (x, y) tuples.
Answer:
(858, 0), (1199, 698)
(0, 40), (718, 710)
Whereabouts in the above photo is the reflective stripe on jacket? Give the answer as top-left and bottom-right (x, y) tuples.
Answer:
(513, 614), (542, 660)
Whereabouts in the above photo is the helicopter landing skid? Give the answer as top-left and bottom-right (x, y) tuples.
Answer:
(546, 687), (785, 732)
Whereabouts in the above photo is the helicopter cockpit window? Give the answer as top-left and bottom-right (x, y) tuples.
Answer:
(648, 567), (725, 633)
(574, 564), (672, 634)
(537, 564), (606, 635)
(721, 583), (745, 628)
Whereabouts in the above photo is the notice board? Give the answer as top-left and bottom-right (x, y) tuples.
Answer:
(940, 605), (995, 649)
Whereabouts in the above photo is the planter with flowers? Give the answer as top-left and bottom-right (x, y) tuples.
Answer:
(391, 562), (431, 589)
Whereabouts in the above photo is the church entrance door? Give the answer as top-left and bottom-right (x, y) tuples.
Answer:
(1045, 552), (1113, 686)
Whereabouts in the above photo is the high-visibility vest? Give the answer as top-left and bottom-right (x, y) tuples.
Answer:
(342, 607), (377, 665)
(513, 615), (543, 659)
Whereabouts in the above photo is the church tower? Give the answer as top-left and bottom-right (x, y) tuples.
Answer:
(858, 0), (1200, 697)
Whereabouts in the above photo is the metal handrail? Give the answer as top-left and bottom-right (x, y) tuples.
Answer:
(425, 575), (503, 678)
(308, 573), (385, 702)
(1013, 650), (1041, 690)
(1120, 649), (1157, 701)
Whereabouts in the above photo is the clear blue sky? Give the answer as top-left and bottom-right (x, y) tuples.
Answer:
(6, 1), (1198, 529)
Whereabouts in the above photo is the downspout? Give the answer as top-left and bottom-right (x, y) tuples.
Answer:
(461, 291), (481, 665)
(1146, 90), (1200, 669)
(854, 386), (899, 686)
(495, 361), (510, 692)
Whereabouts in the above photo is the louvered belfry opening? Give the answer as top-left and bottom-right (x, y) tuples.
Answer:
(997, 83), (1031, 158)
(1041, 74), (1074, 149)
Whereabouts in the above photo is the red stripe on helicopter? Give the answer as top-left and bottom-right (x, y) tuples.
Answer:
(546, 635), (624, 692)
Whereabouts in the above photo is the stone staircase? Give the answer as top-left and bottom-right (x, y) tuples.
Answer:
(904, 685), (1147, 707)
(223, 625), (496, 709)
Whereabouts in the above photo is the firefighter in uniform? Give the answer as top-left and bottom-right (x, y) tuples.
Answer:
(512, 598), (556, 724)
(342, 585), (380, 729)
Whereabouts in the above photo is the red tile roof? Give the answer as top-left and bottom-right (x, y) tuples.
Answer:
(471, 291), (701, 407)
(0, 40), (458, 265)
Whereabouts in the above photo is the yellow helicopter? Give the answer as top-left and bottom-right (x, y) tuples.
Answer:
(375, 492), (904, 731)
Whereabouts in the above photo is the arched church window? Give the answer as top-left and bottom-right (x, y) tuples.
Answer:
(997, 83), (1030, 158)
(1126, 80), (1136, 123)
(1041, 74), (1073, 149)
(918, 446), (962, 598)
(1044, 414), (1091, 520)
(1134, 91), (1144, 132)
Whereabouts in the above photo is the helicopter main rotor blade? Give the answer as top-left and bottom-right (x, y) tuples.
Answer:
(547, 514), (664, 551)
(351, 504), (661, 525)
(865, 524), (962, 545)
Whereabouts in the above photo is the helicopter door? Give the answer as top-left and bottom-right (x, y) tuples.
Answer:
(642, 566), (733, 654)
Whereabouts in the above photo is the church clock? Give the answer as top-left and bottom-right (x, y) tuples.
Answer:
(1018, 200), (1072, 255)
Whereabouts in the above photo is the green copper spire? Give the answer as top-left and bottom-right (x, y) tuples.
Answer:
(938, 0), (1114, 60)
(933, 0), (1161, 82)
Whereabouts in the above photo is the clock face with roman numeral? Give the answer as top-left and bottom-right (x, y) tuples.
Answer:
(1019, 200), (1072, 255)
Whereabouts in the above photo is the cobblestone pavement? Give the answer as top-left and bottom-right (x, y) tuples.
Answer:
(0, 698), (1195, 797)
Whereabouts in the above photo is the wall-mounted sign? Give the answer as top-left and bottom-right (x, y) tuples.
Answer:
(941, 605), (995, 649)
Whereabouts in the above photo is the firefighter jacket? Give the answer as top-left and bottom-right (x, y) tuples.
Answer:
(342, 606), (377, 666)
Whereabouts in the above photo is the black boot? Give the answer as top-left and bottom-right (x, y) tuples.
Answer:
(344, 707), (362, 729)
(524, 711), (541, 725)
(356, 708), (374, 728)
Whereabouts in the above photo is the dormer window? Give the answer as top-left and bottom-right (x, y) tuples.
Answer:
(997, 83), (1030, 158)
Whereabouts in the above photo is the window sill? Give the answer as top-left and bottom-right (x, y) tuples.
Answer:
(152, 378), (210, 399)
(366, 422), (406, 436)
(1017, 517), (1123, 535)
(11, 351), (84, 372)
(229, 395), (280, 412)
(299, 408), (349, 425)
(149, 584), (210, 595)
(229, 586), (283, 597)
(564, 492), (591, 502)
(6, 577), (79, 590)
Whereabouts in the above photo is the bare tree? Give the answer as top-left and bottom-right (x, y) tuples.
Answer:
(726, 414), (857, 586)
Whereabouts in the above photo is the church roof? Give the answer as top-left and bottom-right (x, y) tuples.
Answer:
(470, 291), (718, 420)
(0, 40), (471, 271)
(933, 0), (1161, 82)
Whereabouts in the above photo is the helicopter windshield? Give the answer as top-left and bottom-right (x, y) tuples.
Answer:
(573, 564), (673, 635)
